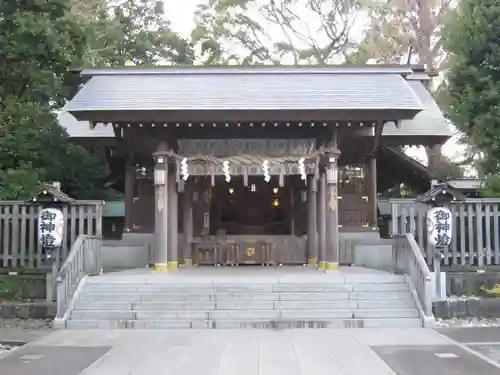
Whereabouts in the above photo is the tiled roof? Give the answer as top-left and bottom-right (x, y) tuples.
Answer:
(58, 111), (114, 138)
(382, 79), (452, 137)
(65, 66), (423, 113)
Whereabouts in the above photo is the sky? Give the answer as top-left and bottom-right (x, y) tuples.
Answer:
(163, 0), (461, 168)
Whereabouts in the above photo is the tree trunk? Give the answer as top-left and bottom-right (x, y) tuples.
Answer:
(426, 144), (443, 174)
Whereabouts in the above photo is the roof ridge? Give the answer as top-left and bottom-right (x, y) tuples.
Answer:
(79, 65), (415, 77)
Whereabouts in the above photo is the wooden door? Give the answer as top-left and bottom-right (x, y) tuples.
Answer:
(338, 165), (370, 230)
(132, 177), (155, 232)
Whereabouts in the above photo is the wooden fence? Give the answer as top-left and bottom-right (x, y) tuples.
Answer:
(390, 198), (500, 267)
(0, 201), (103, 269)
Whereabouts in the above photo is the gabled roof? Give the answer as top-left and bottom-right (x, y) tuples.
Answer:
(377, 146), (431, 193)
(382, 76), (452, 139)
(416, 183), (466, 204)
(65, 65), (423, 116)
(26, 183), (76, 204)
(58, 111), (114, 138)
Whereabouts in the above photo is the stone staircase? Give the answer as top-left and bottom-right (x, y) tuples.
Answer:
(58, 269), (423, 329)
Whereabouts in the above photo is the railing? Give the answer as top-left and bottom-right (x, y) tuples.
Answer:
(0, 201), (103, 268)
(388, 198), (500, 267)
(393, 233), (433, 318)
(56, 235), (102, 319)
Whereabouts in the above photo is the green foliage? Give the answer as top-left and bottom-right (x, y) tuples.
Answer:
(0, 275), (46, 302)
(432, 160), (464, 181)
(79, 0), (194, 66)
(482, 175), (500, 197)
(0, 0), (110, 200)
(0, 0), (86, 109)
(444, 0), (500, 176)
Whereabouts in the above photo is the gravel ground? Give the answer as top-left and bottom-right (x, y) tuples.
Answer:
(0, 319), (52, 330)
(0, 344), (13, 354)
(435, 317), (500, 328)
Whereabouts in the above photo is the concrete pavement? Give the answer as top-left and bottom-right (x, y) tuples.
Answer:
(3, 328), (500, 375)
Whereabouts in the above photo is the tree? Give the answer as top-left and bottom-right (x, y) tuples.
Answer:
(73, 0), (194, 66)
(192, 0), (361, 65)
(349, 0), (455, 174)
(350, 0), (451, 69)
(0, 0), (109, 200)
(443, 0), (500, 178)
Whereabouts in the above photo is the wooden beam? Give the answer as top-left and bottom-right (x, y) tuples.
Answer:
(371, 122), (384, 156)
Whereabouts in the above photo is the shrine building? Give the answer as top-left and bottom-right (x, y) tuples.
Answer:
(61, 65), (451, 271)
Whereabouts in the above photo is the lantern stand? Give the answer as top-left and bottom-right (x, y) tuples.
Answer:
(416, 183), (465, 301)
(26, 183), (75, 302)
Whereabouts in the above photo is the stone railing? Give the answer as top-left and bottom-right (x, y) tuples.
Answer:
(393, 233), (433, 323)
(55, 235), (102, 323)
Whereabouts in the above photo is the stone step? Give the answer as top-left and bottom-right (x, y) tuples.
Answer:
(77, 290), (413, 303)
(64, 317), (422, 329)
(70, 308), (419, 321)
(81, 282), (408, 294)
(74, 298), (415, 311)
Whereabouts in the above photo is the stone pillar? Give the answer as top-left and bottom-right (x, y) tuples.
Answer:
(318, 172), (327, 270)
(183, 184), (194, 266)
(152, 146), (169, 272)
(368, 156), (378, 228)
(307, 177), (317, 266)
(167, 170), (179, 270)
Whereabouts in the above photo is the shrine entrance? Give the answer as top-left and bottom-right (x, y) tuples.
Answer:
(210, 177), (291, 235)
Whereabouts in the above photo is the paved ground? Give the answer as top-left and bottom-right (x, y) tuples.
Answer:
(2, 328), (500, 375)
(438, 327), (500, 369)
(0, 321), (53, 344)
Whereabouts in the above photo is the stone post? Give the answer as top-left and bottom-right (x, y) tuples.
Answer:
(167, 170), (179, 270)
(152, 144), (169, 272)
(307, 177), (318, 266)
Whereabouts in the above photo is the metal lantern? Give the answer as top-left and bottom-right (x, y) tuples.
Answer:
(153, 155), (167, 185)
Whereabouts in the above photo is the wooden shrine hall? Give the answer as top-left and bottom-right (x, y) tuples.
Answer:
(63, 65), (452, 271)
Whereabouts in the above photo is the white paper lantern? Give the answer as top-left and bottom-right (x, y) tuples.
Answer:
(426, 207), (452, 247)
(38, 208), (64, 248)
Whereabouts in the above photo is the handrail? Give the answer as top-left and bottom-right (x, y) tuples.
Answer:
(392, 233), (433, 318)
(55, 235), (102, 319)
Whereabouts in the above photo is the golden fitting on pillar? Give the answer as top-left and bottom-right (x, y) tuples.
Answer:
(308, 258), (318, 265)
(167, 262), (179, 270)
(326, 262), (339, 271)
(184, 258), (193, 266)
(153, 263), (168, 272)
(318, 261), (326, 270)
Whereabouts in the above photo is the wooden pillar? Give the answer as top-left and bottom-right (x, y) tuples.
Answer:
(326, 129), (340, 271)
(307, 177), (317, 265)
(368, 156), (378, 228)
(153, 145), (169, 271)
(182, 183), (193, 266)
(124, 153), (135, 232)
(167, 170), (179, 270)
(318, 172), (327, 269)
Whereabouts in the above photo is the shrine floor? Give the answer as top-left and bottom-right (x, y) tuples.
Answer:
(4, 328), (500, 375)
